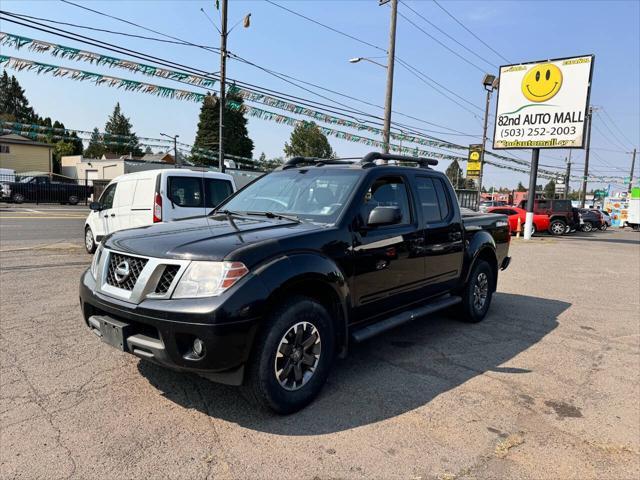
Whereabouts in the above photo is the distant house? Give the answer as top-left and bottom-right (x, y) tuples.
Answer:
(0, 134), (53, 173)
(142, 152), (175, 164)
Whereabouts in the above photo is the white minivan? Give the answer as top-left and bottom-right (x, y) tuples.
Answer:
(84, 169), (236, 253)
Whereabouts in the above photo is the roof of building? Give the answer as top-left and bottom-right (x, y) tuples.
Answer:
(142, 152), (174, 162)
(0, 134), (53, 148)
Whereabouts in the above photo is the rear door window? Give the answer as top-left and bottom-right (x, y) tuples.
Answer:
(168, 176), (202, 207)
(416, 176), (452, 223)
(204, 179), (234, 208)
(433, 179), (451, 220)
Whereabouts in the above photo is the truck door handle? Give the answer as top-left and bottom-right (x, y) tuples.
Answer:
(110, 213), (116, 217)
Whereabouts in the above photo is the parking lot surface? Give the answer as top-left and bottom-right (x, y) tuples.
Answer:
(1, 220), (639, 479)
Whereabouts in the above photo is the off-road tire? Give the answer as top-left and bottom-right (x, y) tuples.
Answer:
(459, 259), (494, 323)
(549, 219), (567, 236)
(243, 296), (336, 414)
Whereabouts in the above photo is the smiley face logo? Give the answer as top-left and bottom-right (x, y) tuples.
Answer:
(521, 63), (563, 102)
(469, 151), (480, 161)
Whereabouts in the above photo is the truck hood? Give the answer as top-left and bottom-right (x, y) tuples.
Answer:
(104, 214), (322, 261)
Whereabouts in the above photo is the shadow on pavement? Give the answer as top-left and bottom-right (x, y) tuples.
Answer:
(557, 229), (639, 245)
(137, 292), (569, 435)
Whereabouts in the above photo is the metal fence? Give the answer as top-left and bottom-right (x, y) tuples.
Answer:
(0, 173), (93, 205)
(455, 189), (479, 211)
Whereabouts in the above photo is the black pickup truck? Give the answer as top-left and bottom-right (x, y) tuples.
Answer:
(79, 152), (511, 413)
(0, 174), (92, 205)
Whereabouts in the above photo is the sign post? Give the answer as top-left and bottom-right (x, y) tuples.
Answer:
(493, 54), (594, 240)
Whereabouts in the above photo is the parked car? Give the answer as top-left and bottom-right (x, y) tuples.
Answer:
(79, 152), (511, 413)
(84, 169), (236, 253)
(487, 206), (550, 236)
(517, 199), (579, 235)
(600, 210), (612, 229)
(579, 208), (605, 232)
(479, 200), (507, 212)
(0, 173), (92, 205)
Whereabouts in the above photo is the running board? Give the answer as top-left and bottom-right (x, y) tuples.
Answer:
(351, 295), (462, 343)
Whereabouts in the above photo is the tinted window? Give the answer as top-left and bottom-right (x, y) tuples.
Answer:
(100, 183), (117, 209)
(363, 176), (411, 225)
(169, 177), (202, 208)
(415, 177), (454, 221)
(433, 178), (450, 220)
(204, 179), (233, 208)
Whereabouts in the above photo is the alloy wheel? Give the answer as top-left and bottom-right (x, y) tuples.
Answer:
(551, 222), (565, 235)
(473, 272), (489, 311)
(85, 229), (94, 251)
(274, 321), (321, 391)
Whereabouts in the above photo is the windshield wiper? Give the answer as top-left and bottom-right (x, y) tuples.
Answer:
(246, 211), (301, 223)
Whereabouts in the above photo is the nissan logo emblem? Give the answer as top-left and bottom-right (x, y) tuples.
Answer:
(114, 260), (131, 283)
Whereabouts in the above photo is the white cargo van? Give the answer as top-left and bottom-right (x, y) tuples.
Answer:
(84, 169), (236, 253)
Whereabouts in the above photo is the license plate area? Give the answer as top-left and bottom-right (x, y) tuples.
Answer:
(99, 316), (130, 351)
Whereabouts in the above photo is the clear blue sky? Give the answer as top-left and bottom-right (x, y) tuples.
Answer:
(1, 0), (638, 191)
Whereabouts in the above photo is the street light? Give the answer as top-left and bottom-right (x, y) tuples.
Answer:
(348, 57), (387, 69)
(476, 73), (499, 207)
(160, 132), (180, 167)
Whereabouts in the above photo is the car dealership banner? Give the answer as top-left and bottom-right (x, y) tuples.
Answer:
(493, 55), (594, 149)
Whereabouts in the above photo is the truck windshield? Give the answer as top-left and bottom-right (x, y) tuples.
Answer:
(217, 169), (361, 224)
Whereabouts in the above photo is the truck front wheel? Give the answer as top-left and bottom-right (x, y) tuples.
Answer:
(243, 296), (336, 414)
(460, 260), (494, 323)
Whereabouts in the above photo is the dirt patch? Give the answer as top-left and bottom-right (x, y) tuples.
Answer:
(544, 400), (583, 419)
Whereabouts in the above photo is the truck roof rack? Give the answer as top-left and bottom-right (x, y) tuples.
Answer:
(281, 152), (438, 170)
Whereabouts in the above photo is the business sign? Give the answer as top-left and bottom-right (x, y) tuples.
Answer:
(493, 54), (594, 149)
(466, 144), (482, 178)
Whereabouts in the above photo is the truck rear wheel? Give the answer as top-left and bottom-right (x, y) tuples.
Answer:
(549, 219), (566, 236)
(11, 193), (24, 204)
(243, 296), (336, 414)
(460, 260), (494, 323)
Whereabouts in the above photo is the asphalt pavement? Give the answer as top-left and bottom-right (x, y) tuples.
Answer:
(0, 216), (639, 479)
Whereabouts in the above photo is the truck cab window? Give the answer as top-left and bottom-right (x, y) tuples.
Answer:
(362, 176), (411, 225)
(100, 184), (117, 210)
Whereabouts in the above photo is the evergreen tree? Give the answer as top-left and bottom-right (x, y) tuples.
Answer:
(103, 103), (142, 156)
(191, 92), (254, 166)
(445, 159), (464, 189)
(284, 121), (334, 158)
(84, 127), (106, 159)
(516, 181), (527, 192)
(0, 71), (37, 123)
(144, 146), (153, 155)
(544, 179), (556, 199)
(52, 141), (75, 174)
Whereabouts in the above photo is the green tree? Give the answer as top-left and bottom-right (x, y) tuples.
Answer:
(103, 103), (142, 156)
(445, 159), (464, 189)
(543, 179), (556, 198)
(0, 71), (38, 123)
(192, 92), (254, 166)
(52, 141), (75, 174)
(84, 127), (106, 159)
(516, 181), (527, 192)
(284, 121), (334, 158)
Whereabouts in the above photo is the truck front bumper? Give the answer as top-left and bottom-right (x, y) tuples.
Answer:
(79, 269), (262, 385)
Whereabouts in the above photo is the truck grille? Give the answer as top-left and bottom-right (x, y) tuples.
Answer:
(105, 253), (148, 291)
(155, 265), (180, 294)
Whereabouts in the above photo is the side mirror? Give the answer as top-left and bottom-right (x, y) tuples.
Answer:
(89, 201), (103, 212)
(367, 206), (402, 227)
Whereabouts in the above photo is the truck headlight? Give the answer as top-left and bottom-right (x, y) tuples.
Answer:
(90, 244), (103, 279)
(172, 261), (248, 298)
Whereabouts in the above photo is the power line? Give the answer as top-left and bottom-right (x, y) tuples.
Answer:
(263, 0), (386, 54)
(592, 121), (630, 152)
(396, 10), (486, 74)
(600, 107), (637, 147)
(399, 1), (498, 70)
(431, 0), (511, 64)
(6, 9), (483, 139)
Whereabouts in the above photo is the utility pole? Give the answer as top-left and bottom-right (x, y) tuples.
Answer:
(218, 0), (228, 173)
(160, 133), (180, 167)
(564, 150), (572, 199)
(477, 86), (492, 204)
(629, 148), (637, 193)
(524, 148), (540, 240)
(580, 106), (593, 207)
(382, 0), (397, 154)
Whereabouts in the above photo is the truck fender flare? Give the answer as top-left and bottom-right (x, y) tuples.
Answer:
(254, 252), (351, 354)
(462, 231), (498, 285)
